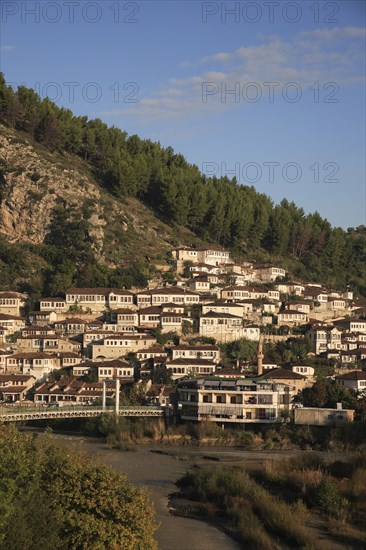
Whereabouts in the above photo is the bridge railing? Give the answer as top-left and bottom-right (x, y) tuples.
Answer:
(0, 404), (164, 420)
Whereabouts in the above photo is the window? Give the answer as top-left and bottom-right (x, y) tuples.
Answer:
(216, 395), (226, 404)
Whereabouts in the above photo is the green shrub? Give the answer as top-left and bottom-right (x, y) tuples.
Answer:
(315, 477), (342, 516)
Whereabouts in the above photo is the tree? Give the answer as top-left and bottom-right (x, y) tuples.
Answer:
(299, 380), (355, 409)
(35, 100), (61, 149)
(0, 426), (157, 550)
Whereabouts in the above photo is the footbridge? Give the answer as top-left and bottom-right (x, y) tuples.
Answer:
(0, 405), (165, 423)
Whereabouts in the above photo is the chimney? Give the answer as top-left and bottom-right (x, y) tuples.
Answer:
(257, 335), (264, 377)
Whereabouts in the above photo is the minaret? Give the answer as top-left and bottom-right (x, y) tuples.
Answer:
(257, 335), (264, 377)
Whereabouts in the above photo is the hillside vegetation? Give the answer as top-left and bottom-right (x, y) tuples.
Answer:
(0, 73), (365, 300)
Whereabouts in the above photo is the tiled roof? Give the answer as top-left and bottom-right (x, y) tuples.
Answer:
(167, 358), (216, 366)
(261, 368), (306, 380)
(336, 370), (366, 380)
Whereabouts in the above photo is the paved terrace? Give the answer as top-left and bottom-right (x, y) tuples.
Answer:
(0, 405), (165, 422)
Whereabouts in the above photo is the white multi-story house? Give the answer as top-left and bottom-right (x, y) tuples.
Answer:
(138, 307), (162, 328)
(28, 311), (57, 326)
(174, 247), (230, 266)
(0, 350), (13, 373)
(277, 310), (309, 326)
(34, 378), (116, 405)
(327, 298), (347, 311)
(253, 264), (286, 282)
(66, 288), (134, 313)
(0, 314), (26, 335)
(199, 312), (244, 342)
(188, 277), (211, 293)
(242, 325), (261, 341)
(308, 325), (342, 354)
(349, 319), (366, 334)
(166, 358), (217, 380)
(150, 287), (200, 306)
(83, 331), (115, 351)
(275, 282), (305, 296)
(136, 346), (168, 362)
(109, 309), (139, 331)
(54, 318), (86, 335)
(0, 374), (36, 402)
(6, 352), (60, 380)
(286, 302), (311, 314)
(178, 377), (292, 424)
(171, 344), (221, 363)
(304, 287), (329, 304)
(0, 292), (27, 316)
(160, 311), (191, 334)
(202, 301), (245, 317)
(15, 335), (79, 354)
(58, 352), (81, 368)
(40, 297), (67, 312)
(96, 360), (135, 381)
(221, 286), (277, 302)
(91, 334), (157, 360)
(292, 365), (315, 378)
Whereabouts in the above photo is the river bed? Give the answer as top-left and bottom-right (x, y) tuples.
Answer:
(43, 433), (347, 550)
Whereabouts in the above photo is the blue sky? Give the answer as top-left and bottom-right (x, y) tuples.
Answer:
(1, 0), (365, 228)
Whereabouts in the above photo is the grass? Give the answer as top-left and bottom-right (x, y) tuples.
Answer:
(175, 454), (366, 549)
(176, 464), (315, 549)
(256, 454), (366, 547)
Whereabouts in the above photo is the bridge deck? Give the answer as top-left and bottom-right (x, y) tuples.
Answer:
(0, 405), (165, 422)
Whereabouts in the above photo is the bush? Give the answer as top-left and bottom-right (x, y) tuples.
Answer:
(315, 477), (342, 516)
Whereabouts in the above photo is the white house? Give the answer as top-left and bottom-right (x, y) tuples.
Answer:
(171, 344), (220, 363)
(0, 314), (26, 335)
(174, 247), (230, 266)
(199, 312), (243, 342)
(109, 308), (139, 331)
(253, 264), (286, 282)
(6, 352), (60, 381)
(277, 310), (308, 326)
(202, 301), (245, 317)
(66, 288), (133, 313)
(292, 365), (315, 378)
(0, 292), (27, 317)
(242, 325), (261, 341)
(40, 297), (67, 312)
(150, 287), (200, 306)
(336, 370), (366, 394)
(308, 325), (342, 354)
(178, 377), (292, 424)
(166, 358), (217, 380)
(91, 334), (157, 360)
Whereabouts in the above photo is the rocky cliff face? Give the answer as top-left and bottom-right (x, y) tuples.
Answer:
(0, 124), (194, 267)
(0, 125), (105, 253)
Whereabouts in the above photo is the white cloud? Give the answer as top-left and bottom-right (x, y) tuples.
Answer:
(1, 45), (15, 52)
(104, 27), (365, 123)
(202, 71), (227, 80)
(298, 26), (366, 41)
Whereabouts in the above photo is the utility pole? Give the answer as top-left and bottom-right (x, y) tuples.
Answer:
(115, 378), (120, 415)
(102, 380), (106, 411)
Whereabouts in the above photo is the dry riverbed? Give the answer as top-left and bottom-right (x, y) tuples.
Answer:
(41, 433), (352, 550)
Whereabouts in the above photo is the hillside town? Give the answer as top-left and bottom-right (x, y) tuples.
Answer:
(1, 246), (365, 425)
